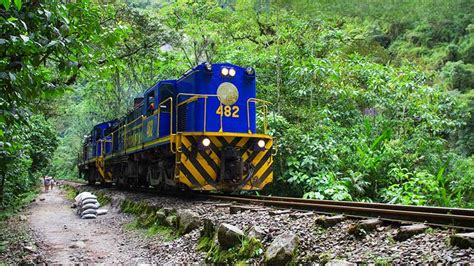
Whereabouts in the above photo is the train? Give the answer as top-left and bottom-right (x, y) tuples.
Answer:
(78, 63), (274, 192)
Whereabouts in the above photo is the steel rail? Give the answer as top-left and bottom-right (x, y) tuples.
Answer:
(233, 194), (474, 216)
(202, 194), (474, 230)
(63, 180), (474, 229)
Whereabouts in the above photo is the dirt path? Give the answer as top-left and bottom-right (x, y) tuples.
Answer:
(28, 187), (152, 264)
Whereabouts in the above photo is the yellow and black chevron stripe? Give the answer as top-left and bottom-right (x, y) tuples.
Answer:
(175, 133), (273, 191)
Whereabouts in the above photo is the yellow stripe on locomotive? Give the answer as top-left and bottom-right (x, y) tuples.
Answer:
(175, 133), (273, 191)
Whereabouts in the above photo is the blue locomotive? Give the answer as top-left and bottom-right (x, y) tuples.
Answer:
(78, 63), (273, 191)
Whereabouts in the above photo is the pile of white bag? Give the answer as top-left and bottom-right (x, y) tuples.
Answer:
(74, 192), (100, 219)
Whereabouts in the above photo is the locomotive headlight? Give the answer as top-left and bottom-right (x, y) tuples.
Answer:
(202, 138), (211, 147)
(245, 67), (255, 75)
(221, 67), (229, 76)
(228, 68), (236, 77)
(257, 139), (265, 148)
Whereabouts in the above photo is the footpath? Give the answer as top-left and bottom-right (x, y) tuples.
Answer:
(27, 187), (150, 264)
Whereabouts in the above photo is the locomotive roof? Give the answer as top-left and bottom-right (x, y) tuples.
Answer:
(93, 120), (115, 129)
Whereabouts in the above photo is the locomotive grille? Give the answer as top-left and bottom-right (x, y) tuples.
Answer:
(178, 105), (187, 132)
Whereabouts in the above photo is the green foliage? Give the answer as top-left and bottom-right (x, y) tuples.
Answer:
(146, 224), (177, 240)
(1, 0), (472, 210)
(61, 185), (79, 201)
(200, 235), (264, 264)
(120, 199), (178, 240)
(94, 191), (111, 206)
(442, 61), (474, 92)
(1, 115), (57, 210)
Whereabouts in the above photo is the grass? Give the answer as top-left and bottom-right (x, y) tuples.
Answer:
(125, 218), (178, 241)
(198, 234), (264, 264)
(146, 224), (178, 240)
(95, 191), (111, 206)
(61, 185), (79, 200)
(122, 199), (179, 241)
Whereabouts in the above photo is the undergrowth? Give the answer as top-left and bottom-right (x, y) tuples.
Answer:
(95, 191), (111, 206)
(0, 189), (38, 220)
(121, 199), (178, 241)
(60, 185), (78, 201)
(198, 235), (264, 264)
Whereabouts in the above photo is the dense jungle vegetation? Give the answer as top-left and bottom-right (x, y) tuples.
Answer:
(1, 0), (473, 213)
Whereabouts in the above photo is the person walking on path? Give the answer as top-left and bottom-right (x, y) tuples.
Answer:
(50, 176), (55, 190)
(42, 176), (51, 192)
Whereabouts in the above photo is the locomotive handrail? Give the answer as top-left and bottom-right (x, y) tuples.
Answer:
(176, 93), (221, 134)
(124, 115), (144, 150)
(246, 98), (272, 134)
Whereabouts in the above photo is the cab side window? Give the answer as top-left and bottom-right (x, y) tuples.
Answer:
(146, 93), (155, 116)
(159, 83), (174, 113)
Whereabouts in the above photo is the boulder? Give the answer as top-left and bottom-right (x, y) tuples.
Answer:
(265, 232), (299, 265)
(156, 210), (167, 224)
(165, 215), (177, 228)
(177, 210), (201, 234)
(450, 232), (474, 249)
(201, 218), (216, 237)
(163, 207), (175, 216)
(247, 225), (266, 241)
(217, 223), (245, 248)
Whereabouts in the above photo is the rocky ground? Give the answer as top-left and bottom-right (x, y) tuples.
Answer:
(1, 184), (473, 264)
(80, 185), (474, 264)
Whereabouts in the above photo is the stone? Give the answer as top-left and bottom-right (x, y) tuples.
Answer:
(19, 215), (27, 221)
(247, 225), (266, 241)
(348, 218), (383, 236)
(230, 205), (243, 214)
(229, 205), (262, 214)
(23, 245), (37, 253)
(69, 241), (86, 249)
(315, 215), (345, 228)
(165, 215), (177, 228)
(156, 210), (167, 224)
(177, 210), (201, 234)
(162, 207), (175, 216)
(394, 224), (428, 241)
(450, 232), (474, 249)
(265, 232), (299, 265)
(217, 223), (245, 248)
(201, 218), (216, 238)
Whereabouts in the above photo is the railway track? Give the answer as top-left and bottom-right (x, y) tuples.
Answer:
(63, 180), (474, 230)
(201, 194), (474, 230)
